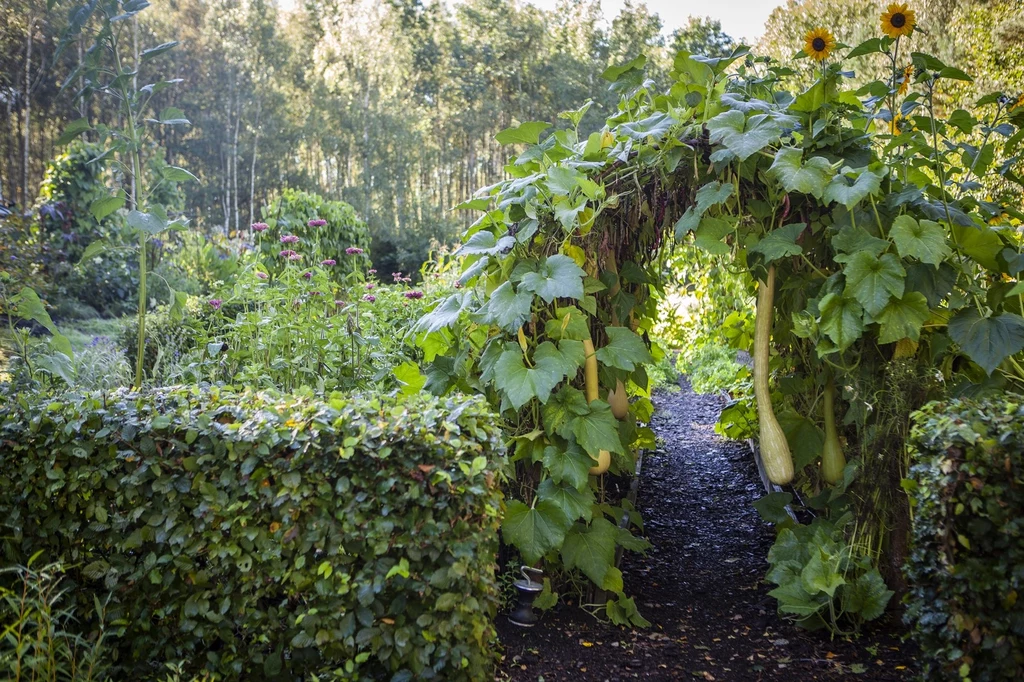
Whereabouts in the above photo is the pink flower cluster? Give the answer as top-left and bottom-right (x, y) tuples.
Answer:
(251, 222), (268, 232)
(365, 282), (375, 290)
(368, 268), (377, 275)
(281, 235), (300, 244)
(279, 249), (297, 258)
(256, 272), (269, 280)
(345, 247), (364, 255)
(208, 299), (223, 310)
(363, 294), (376, 302)
(392, 271), (412, 283)
(303, 271), (313, 280)
(307, 218), (327, 228)
(320, 259), (336, 267)
(404, 290), (424, 300)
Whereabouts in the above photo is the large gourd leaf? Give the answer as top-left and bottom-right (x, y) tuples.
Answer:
(889, 215), (950, 266)
(595, 327), (653, 371)
(877, 292), (930, 343)
(952, 224), (1003, 271)
(537, 478), (594, 522)
(494, 342), (571, 409)
(823, 167), (883, 209)
(707, 110), (782, 162)
(560, 518), (619, 585)
(520, 254), (586, 303)
(502, 499), (571, 564)
(570, 401), (625, 456)
(542, 440), (593, 490)
(818, 293), (865, 352)
(457, 230), (515, 256)
(845, 569), (893, 621)
(768, 147), (833, 199)
(475, 281), (533, 332)
(674, 181), (734, 236)
(751, 223), (805, 263)
(800, 551), (845, 598)
(843, 251), (905, 316)
(948, 309), (1024, 375)
(541, 385), (590, 437)
(495, 121), (550, 145)
(415, 292), (472, 333)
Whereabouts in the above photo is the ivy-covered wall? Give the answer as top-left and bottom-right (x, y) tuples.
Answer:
(906, 396), (1024, 682)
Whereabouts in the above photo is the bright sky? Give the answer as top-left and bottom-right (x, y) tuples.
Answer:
(525, 0), (782, 43)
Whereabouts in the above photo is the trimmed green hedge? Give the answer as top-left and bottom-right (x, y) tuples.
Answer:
(906, 396), (1024, 682)
(0, 388), (504, 681)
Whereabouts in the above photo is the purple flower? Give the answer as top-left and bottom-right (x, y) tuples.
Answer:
(310, 290), (323, 296)
(362, 294), (376, 302)
(208, 299), (223, 310)
(251, 222), (269, 232)
(279, 249), (297, 258)
(303, 271), (313, 280)
(308, 218), (327, 228)
(256, 271), (269, 280)
(404, 290), (424, 300)
(368, 268), (377, 275)
(321, 259), (337, 267)
(288, 253), (303, 262)
(392, 272), (403, 282)
(345, 246), (364, 255)
(365, 282), (375, 290)
(281, 234), (300, 244)
(335, 300), (346, 307)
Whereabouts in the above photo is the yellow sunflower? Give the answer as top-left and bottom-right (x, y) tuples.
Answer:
(804, 27), (836, 62)
(890, 111), (907, 135)
(881, 3), (916, 39)
(897, 64), (914, 95)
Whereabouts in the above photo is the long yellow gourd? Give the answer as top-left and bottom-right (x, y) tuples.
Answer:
(754, 265), (794, 485)
(582, 339), (610, 475)
(821, 379), (846, 484)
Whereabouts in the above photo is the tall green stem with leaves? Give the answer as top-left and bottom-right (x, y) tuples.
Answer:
(57, 0), (194, 388)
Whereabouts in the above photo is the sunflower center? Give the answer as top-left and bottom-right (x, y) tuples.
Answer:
(812, 37), (826, 51)
(891, 13), (906, 28)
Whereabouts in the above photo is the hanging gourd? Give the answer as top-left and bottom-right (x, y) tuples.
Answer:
(821, 378), (846, 484)
(582, 338), (610, 475)
(753, 264), (794, 485)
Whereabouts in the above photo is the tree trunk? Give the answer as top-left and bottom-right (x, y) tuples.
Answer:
(78, 40), (87, 123)
(248, 99), (261, 229)
(21, 17), (33, 208)
(232, 83), (241, 235)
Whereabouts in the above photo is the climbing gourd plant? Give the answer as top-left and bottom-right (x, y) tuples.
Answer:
(415, 4), (1023, 630)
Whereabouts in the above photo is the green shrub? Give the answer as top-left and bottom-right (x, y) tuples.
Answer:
(905, 396), (1024, 682)
(676, 341), (747, 395)
(36, 141), (121, 266)
(0, 388), (504, 681)
(258, 189), (370, 281)
(756, 491), (893, 637)
(62, 243), (140, 317)
(165, 231), (241, 294)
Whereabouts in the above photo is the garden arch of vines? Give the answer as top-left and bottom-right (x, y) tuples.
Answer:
(416, 42), (1024, 627)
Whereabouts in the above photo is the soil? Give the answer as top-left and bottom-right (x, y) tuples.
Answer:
(496, 379), (917, 681)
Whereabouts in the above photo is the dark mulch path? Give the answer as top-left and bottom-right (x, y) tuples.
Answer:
(496, 379), (917, 681)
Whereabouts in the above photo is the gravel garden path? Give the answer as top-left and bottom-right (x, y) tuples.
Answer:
(496, 378), (917, 681)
